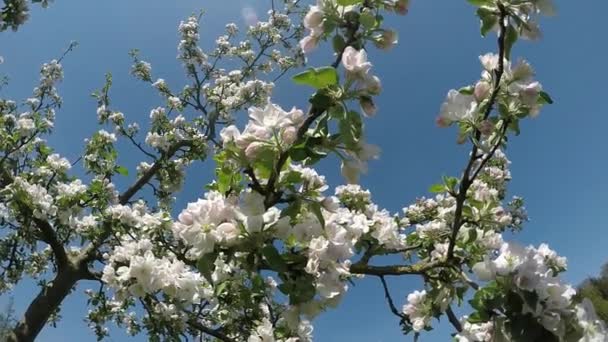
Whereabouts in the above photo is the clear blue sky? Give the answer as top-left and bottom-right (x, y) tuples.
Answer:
(1, 0), (607, 341)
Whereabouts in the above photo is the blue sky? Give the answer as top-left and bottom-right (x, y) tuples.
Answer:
(1, 0), (607, 341)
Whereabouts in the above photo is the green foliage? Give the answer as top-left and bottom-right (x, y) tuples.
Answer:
(0, 298), (16, 341)
(576, 262), (608, 322)
(337, 0), (363, 5)
(292, 67), (339, 89)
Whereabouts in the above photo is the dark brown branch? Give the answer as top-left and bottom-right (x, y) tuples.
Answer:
(446, 306), (462, 332)
(379, 276), (405, 319)
(186, 319), (235, 342)
(8, 265), (85, 342)
(446, 5), (508, 260)
(349, 260), (447, 276)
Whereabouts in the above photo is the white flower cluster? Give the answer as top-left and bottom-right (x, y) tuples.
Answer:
(455, 318), (494, 342)
(299, 2), (327, 54)
(403, 290), (430, 331)
(9, 176), (57, 220)
(46, 153), (71, 172)
(247, 315), (313, 342)
(483, 0), (555, 40)
(473, 242), (576, 336)
(172, 191), (237, 259)
(105, 201), (166, 231)
(220, 102), (304, 160)
(15, 113), (36, 136)
(204, 76), (274, 116)
(177, 16), (207, 67)
(438, 53), (546, 127)
(173, 191), (281, 259)
(576, 298), (608, 342)
(102, 238), (210, 304)
(34, 59), (63, 104)
(55, 179), (87, 199)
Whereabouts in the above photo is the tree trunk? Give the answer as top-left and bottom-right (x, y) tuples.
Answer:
(7, 269), (80, 342)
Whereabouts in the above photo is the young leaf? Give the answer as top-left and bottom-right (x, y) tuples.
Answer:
(292, 67), (339, 89)
(539, 91), (554, 104)
(468, 0), (494, 6)
(477, 8), (498, 37)
(197, 253), (217, 284)
(309, 201), (326, 228)
(262, 245), (288, 273)
(337, 0), (363, 5)
(429, 184), (445, 193)
(504, 24), (518, 60)
(115, 166), (129, 176)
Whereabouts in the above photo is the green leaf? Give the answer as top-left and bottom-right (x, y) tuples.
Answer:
(521, 290), (539, 309)
(289, 146), (309, 162)
(309, 90), (334, 109)
(539, 91), (554, 104)
(115, 166), (129, 176)
(467, 0), (494, 6)
(443, 176), (459, 191)
(332, 34), (346, 53)
(477, 8), (498, 37)
(292, 67), (339, 89)
(359, 11), (376, 29)
(216, 168), (232, 193)
(309, 201), (326, 228)
(337, 0), (363, 5)
(504, 24), (518, 60)
(262, 245), (288, 273)
(468, 311), (489, 323)
(197, 253), (217, 284)
(464, 228), (478, 244)
(508, 119), (520, 136)
(278, 282), (294, 295)
(290, 278), (316, 304)
(429, 184), (445, 193)
(458, 85), (474, 95)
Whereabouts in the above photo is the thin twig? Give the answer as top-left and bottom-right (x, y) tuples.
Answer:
(379, 276), (405, 319)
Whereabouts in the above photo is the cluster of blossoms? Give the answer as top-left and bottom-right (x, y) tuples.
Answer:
(477, 0), (555, 41)
(35, 59), (63, 106)
(450, 240), (608, 341)
(5, 1), (606, 342)
(177, 15), (207, 67)
(468, 242), (584, 339)
(100, 148), (411, 339)
(0, 0), (54, 32)
(438, 53), (546, 128)
(101, 238), (210, 304)
(220, 102), (304, 160)
(300, 0), (407, 54)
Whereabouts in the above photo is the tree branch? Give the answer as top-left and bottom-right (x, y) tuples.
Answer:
(349, 260), (447, 276)
(446, 5), (509, 260)
(446, 305), (462, 332)
(379, 276), (405, 319)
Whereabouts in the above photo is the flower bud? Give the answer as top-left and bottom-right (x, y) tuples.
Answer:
(436, 116), (450, 128)
(245, 142), (264, 160)
(303, 6), (324, 30)
(281, 126), (297, 145)
(321, 196), (340, 212)
(474, 81), (491, 102)
(363, 75), (382, 96)
(341, 160), (360, 184)
(479, 119), (494, 136)
(373, 30), (399, 50)
(519, 81), (541, 106)
(299, 36), (318, 54)
(394, 0), (409, 15)
(359, 96), (377, 117)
